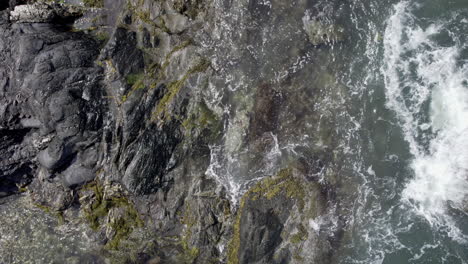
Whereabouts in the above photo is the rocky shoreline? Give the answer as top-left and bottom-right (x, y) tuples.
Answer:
(0, 1), (352, 263)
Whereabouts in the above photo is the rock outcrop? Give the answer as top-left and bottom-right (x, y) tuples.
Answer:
(0, 0), (352, 263)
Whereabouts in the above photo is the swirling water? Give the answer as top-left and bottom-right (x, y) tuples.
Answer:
(346, 1), (468, 263)
(204, 0), (468, 262)
(332, 0), (468, 262)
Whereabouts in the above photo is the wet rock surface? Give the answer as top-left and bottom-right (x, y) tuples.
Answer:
(0, 195), (104, 264)
(0, 6), (103, 201)
(0, 0), (353, 263)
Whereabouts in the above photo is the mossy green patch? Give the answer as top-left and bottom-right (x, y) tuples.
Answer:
(248, 168), (306, 210)
(158, 17), (171, 33)
(128, 2), (171, 33)
(94, 31), (109, 42)
(121, 40), (194, 105)
(83, 0), (103, 8)
(152, 58), (210, 122)
(227, 194), (245, 264)
(178, 201), (200, 263)
(119, 39), (196, 105)
(107, 206), (143, 250)
(33, 203), (65, 225)
(159, 40), (193, 77)
(81, 181), (144, 249)
(137, 10), (151, 24)
(182, 101), (218, 128)
(227, 166), (306, 264)
(125, 72), (145, 87)
(122, 72), (146, 102)
(181, 100), (223, 145)
(290, 224), (308, 244)
(293, 253), (305, 262)
(82, 181), (105, 230)
(180, 239), (200, 263)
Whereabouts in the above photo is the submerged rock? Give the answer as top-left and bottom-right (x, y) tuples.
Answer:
(227, 163), (338, 264)
(0, 195), (104, 264)
(303, 17), (345, 46)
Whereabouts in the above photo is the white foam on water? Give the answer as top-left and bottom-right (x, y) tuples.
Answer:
(205, 131), (284, 206)
(409, 243), (440, 261)
(383, 1), (468, 240)
(205, 144), (243, 204)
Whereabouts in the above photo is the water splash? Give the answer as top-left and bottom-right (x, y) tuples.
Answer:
(383, 1), (468, 239)
(205, 132), (283, 205)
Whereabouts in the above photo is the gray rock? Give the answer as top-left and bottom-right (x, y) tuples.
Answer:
(10, 2), (82, 23)
(163, 13), (189, 34)
(101, 27), (144, 76)
(0, 0), (352, 263)
(0, 195), (105, 263)
(239, 198), (289, 263)
(37, 138), (65, 170)
(10, 3), (55, 23)
(0, 0), (103, 205)
(61, 162), (95, 188)
(20, 118), (41, 128)
(29, 176), (75, 210)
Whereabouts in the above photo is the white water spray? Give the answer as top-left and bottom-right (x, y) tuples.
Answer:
(383, 1), (468, 236)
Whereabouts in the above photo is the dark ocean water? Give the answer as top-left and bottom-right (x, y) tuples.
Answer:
(332, 0), (468, 263)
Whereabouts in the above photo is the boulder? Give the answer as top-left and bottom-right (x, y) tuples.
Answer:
(10, 2), (82, 23)
(61, 162), (95, 188)
(37, 138), (67, 170)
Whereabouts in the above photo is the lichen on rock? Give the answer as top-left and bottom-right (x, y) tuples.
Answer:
(226, 159), (338, 264)
(80, 180), (143, 249)
(0, 0), (352, 263)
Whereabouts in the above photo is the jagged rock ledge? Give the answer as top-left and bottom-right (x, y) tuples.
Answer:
(0, 0), (351, 263)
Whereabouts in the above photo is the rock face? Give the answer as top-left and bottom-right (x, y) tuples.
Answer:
(0, 0), (351, 263)
(0, 2), (103, 204)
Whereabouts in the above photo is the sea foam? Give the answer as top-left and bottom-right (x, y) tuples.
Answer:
(383, 1), (468, 239)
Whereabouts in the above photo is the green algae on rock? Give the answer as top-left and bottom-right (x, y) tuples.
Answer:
(83, 0), (103, 8)
(152, 58), (210, 122)
(0, 0), (354, 263)
(227, 163), (330, 264)
(80, 181), (143, 249)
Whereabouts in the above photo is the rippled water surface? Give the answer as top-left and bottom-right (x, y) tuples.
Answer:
(205, 0), (468, 262)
